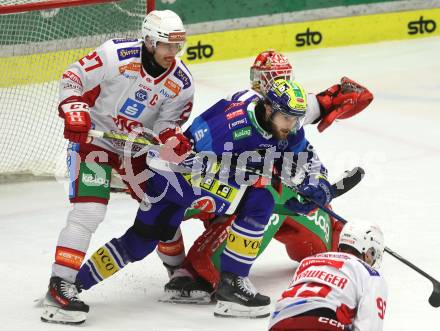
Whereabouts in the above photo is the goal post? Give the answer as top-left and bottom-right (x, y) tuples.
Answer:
(0, 0), (149, 181)
(0, 0), (121, 14)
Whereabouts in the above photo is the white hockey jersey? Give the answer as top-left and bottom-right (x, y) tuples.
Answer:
(59, 38), (194, 155)
(269, 252), (388, 331)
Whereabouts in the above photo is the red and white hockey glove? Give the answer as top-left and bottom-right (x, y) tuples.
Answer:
(316, 77), (374, 132)
(59, 101), (91, 143)
(158, 127), (192, 163)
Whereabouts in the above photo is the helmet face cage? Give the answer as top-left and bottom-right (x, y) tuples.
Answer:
(250, 50), (293, 96)
(251, 68), (293, 96)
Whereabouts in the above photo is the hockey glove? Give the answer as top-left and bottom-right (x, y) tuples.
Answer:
(59, 101), (91, 143)
(316, 77), (373, 132)
(285, 175), (335, 215)
(158, 127), (192, 163)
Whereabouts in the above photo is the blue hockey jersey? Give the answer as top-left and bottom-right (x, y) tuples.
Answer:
(187, 98), (308, 155)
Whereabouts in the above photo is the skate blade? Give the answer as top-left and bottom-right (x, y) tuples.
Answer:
(41, 305), (87, 325)
(159, 290), (212, 305)
(214, 300), (270, 319)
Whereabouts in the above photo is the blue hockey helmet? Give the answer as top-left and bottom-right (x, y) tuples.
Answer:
(265, 79), (307, 119)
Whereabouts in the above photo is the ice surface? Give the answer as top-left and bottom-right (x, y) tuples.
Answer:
(1, 36), (440, 330)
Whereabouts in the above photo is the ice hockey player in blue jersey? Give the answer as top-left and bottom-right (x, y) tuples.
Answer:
(161, 49), (375, 306)
(75, 78), (336, 319)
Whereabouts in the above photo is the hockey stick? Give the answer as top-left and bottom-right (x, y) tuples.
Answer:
(272, 167), (365, 216)
(300, 192), (440, 308)
(89, 129), (364, 195)
(384, 248), (440, 308)
(89, 129), (158, 146)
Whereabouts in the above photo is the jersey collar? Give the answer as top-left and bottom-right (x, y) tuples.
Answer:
(247, 102), (272, 140)
(140, 58), (177, 85)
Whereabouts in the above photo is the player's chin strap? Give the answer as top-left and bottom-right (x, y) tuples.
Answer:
(300, 185), (440, 309)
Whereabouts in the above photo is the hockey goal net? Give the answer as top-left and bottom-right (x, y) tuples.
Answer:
(0, 0), (148, 181)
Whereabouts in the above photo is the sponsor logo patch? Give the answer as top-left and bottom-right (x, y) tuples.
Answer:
(118, 62), (141, 74)
(232, 126), (252, 140)
(82, 173), (110, 188)
(117, 47), (141, 60)
(119, 98), (146, 118)
(113, 115), (143, 133)
(55, 247), (85, 270)
(226, 109), (245, 120)
(226, 229), (262, 257)
(62, 70), (83, 87)
(225, 101), (245, 112)
(191, 196), (216, 213)
(112, 38), (139, 44)
(173, 67), (191, 89)
(91, 246), (120, 279)
(138, 83), (152, 91)
(77, 163), (112, 200)
(168, 31), (186, 42)
(62, 82), (82, 91)
(160, 88), (175, 99)
(228, 118), (247, 129)
(164, 78), (181, 95)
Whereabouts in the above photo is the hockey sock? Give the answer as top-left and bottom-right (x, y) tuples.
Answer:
(221, 221), (265, 276)
(220, 188), (274, 276)
(76, 227), (158, 290)
(76, 238), (129, 290)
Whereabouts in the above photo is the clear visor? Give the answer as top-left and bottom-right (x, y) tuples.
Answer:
(365, 247), (382, 268)
(146, 35), (186, 57)
(156, 41), (185, 54)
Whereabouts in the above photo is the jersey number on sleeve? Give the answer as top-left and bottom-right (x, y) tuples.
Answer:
(376, 297), (386, 319)
(79, 51), (103, 72)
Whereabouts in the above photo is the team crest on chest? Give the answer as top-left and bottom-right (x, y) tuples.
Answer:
(135, 89), (148, 102)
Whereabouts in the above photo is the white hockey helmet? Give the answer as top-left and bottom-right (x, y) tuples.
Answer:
(339, 222), (385, 269)
(142, 10), (186, 53)
(250, 49), (293, 96)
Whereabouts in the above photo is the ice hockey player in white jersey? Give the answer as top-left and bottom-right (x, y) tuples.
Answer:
(41, 10), (194, 325)
(268, 222), (388, 331)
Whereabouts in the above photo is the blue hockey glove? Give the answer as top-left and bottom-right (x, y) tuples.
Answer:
(285, 175), (335, 215)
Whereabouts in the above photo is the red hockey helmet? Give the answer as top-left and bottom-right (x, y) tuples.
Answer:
(250, 49), (293, 96)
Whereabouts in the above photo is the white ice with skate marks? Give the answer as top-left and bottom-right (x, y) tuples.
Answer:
(1, 36), (440, 330)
